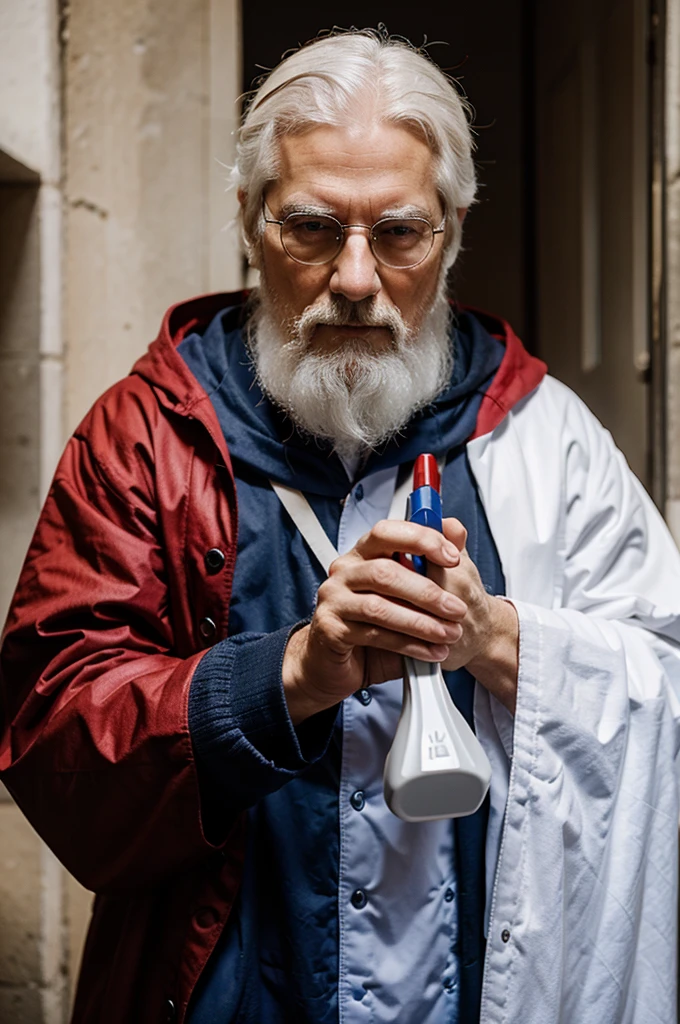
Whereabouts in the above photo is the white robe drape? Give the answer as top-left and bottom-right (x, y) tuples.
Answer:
(469, 376), (680, 1023)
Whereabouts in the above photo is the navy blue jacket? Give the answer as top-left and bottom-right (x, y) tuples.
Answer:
(180, 305), (506, 1024)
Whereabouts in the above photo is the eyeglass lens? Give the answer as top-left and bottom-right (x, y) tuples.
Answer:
(281, 214), (435, 268)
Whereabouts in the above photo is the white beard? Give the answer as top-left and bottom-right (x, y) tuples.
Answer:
(247, 286), (453, 459)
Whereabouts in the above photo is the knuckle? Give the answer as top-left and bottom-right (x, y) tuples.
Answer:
(316, 578), (338, 607)
(315, 602), (344, 634)
(332, 619), (351, 644)
(364, 625), (382, 645)
(428, 619), (448, 641)
(372, 519), (391, 541)
(372, 560), (396, 590)
(424, 580), (442, 604)
(328, 553), (350, 577)
(324, 614), (346, 647)
(364, 595), (385, 622)
(311, 605), (332, 635)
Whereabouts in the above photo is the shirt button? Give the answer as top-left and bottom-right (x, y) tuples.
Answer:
(444, 887), (454, 902)
(199, 617), (217, 644)
(204, 547), (226, 573)
(165, 998), (177, 1022)
(355, 687), (372, 706)
(354, 483), (364, 501)
(501, 928), (511, 943)
(350, 790), (365, 811)
(350, 888), (368, 909)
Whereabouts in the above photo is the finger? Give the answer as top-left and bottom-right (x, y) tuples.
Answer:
(349, 519), (461, 567)
(342, 621), (453, 663)
(442, 517), (468, 551)
(337, 591), (464, 647)
(332, 557), (468, 620)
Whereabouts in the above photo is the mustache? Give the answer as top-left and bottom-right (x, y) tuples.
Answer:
(285, 296), (411, 351)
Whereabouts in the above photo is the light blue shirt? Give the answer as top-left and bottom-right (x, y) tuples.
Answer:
(336, 465), (460, 1022)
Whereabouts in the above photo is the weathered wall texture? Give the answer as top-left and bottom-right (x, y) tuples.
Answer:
(0, 1), (67, 1021)
(64, 0), (242, 436)
(1, 0), (241, 1020)
(0, 0), (60, 178)
(0, 803), (45, 1023)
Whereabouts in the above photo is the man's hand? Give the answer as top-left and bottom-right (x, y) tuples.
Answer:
(282, 518), (519, 724)
(282, 520), (465, 723)
(432, 519), (519, 714)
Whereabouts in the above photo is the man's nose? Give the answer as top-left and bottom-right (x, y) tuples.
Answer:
(329, 229), (381, 303)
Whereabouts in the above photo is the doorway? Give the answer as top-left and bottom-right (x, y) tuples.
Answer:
(241, 0), (655, 488)
(535, 0), (652, 485)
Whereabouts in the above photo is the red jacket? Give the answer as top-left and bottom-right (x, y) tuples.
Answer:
(0, 292), (545, 1023)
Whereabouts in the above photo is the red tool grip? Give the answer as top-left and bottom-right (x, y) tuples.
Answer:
(413, 454), (440, 492)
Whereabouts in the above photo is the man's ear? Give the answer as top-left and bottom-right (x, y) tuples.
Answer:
(238, 189), (261, 269)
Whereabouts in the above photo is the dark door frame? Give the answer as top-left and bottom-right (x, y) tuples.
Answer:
(649, 0), (667, 509)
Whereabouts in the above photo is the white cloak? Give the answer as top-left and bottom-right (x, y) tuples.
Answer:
(470, 375), (680, 1023)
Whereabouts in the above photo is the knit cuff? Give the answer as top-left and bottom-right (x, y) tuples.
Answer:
(189, 624), (337, 808)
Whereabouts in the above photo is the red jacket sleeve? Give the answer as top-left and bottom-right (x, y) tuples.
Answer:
(0, 380), (238, 893)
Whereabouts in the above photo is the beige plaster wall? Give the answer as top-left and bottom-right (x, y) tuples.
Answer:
(0, 185), (42, 628)
(64, 0), (242, 436)
(1, 0), (242, 1020)
(0, 798), (45, 1023)
(0, 0), (60, 179)
(0, 0), (67, 1019)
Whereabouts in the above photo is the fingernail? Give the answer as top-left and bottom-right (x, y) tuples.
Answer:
(444, 542), (459, 560)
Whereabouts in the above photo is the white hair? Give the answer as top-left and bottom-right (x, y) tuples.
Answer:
(233, 28), (477, 270)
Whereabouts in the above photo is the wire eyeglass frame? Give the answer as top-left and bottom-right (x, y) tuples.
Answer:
(262, 203), (446, 270)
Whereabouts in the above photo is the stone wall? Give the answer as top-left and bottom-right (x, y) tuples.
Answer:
(0, 0), (241, 1019)
(64, 0), (242, 435)
(0, 0), (67, 1019)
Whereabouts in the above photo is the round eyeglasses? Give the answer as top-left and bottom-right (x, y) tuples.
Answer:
(263, 206), (446, 270)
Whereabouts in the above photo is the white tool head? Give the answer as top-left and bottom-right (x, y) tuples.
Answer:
(384, 657), (491, 821)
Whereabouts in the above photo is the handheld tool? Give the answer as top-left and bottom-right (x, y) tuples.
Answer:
(383, 455), (492, 822)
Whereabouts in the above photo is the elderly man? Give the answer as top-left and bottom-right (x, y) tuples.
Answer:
(2, 28), (680, 1024)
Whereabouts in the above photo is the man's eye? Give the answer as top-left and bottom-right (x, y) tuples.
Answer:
(296, 219), (331, 233)
(384, 223), (416, 238)
(375, 220), (427, 248)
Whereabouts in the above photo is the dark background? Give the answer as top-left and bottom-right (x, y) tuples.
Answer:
(241, 1), (535, 347)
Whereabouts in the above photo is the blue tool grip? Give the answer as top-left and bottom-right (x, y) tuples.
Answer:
(409, 485), (443, 575)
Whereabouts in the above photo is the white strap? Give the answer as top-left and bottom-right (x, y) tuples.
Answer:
(388, 470), (412, 521)
(270, 456), (446, 576)
(270, 481), (339, 575)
